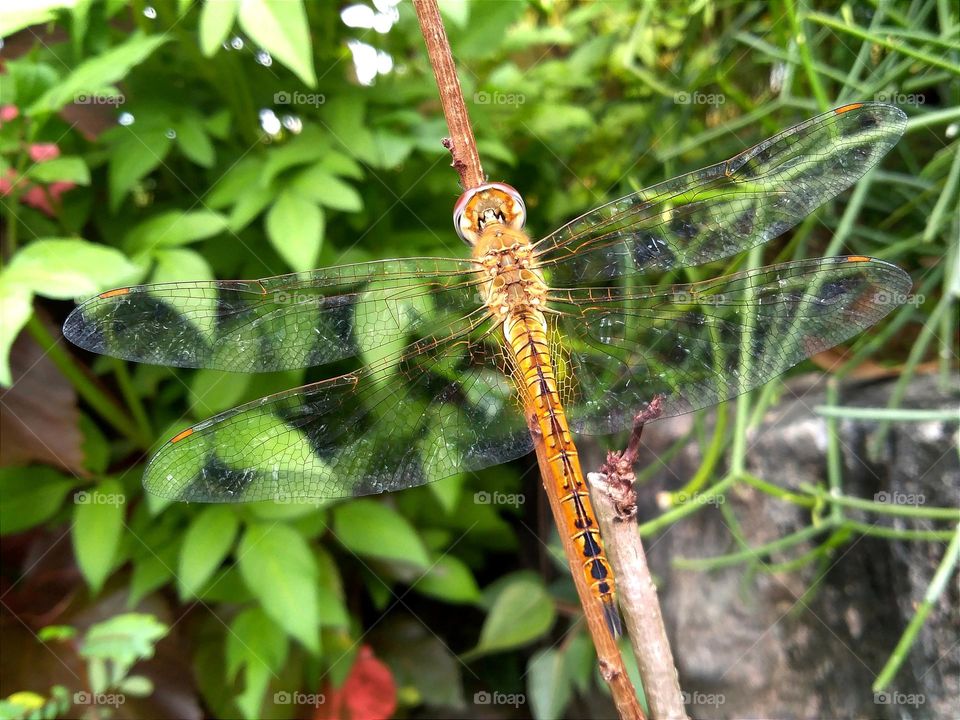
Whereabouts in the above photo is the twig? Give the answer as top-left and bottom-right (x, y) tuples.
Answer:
(413, 2), (643, 717)
(412, 0), (485, 189)
(590, 397), (687, 720)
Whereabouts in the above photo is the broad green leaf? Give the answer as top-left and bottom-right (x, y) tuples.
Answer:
(80, 613), (168, 674)
(0, 467), (74, 535)
(26, 156), (90, 185)
(128, 543), (177, 607)
(237, 0), (316, 87)
(472, 576), (555, 655)
(228, 186), (274, 231)
(237, 523), (320, 653)
(199, 0), (238, 56)
(178, 506), (240, 599)
(175, 115), (215, 167)
(0, 0), (74, 37)
(3, 58), (59, 107)
(288, 165), (363, 212)
(438, 0), (469, 28)
(119, 675), (153, 697)
(27, 34), (168, 115)
(332, 500), (430, 570)
(205, 156), (263, 208)
(260, 128), (328, 185)
(414, 554), (481, 603)
(226, 607), (288, 681)
(151, 247), (214, 285)
(189, 368), (252, 417)
(265, 190), (323, 272)
(125, 210), (228, 251)
(528, 648), (572, 720)
(108, 128), (173, 211)
(6, 238), (139, 300)
(0, 277), (32, 386)
(72, 479), (126, 593)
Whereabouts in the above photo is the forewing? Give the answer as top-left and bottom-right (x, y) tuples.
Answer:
(142, 315), (533, 501)
(549, 257), (911, 434)
(64, 257), (484, 372)
(534, 104), (906, 286)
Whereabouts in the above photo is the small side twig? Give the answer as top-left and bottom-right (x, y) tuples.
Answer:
(590, 395), (687, 720)
(411, 0), (484, 189)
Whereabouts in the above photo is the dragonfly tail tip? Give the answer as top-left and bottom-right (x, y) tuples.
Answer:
(602, 599), (623, 638)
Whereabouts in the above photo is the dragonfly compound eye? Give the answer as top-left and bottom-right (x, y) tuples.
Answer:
(453, 182), (527, 245)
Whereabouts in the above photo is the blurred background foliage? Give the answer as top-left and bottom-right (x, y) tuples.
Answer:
(0, 0), (957, 719)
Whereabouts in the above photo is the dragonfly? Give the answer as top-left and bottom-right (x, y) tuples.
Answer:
(65, 102), (911, 637)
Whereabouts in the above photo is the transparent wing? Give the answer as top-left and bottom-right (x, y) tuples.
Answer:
(548, 257), (911, 434)
(64, 257), (485, 372)
(143, 312), (534, 501)
(534, 103), (906, 286)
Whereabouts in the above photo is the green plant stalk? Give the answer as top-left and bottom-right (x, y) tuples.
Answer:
(807, 12), (960, 75)
(799, 483), (960, 520)
(739, 472), (816, 508)
(26, 317), (147, 448)
(112, 360), (153, 443)
(785, 0), (830, 110)
(814, 407), (960, 422)
(844, 520), (956, 542)
(825, 380), (845, 524)
(670, 403), (728, 501)
(873, 524), (960, 691)
(673, 521), (831, 570)
(638, 474), (738, 537)
(924, 141), (960, 242)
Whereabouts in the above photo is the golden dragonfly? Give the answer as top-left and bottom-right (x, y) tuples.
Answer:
(65, 103), (911, 637)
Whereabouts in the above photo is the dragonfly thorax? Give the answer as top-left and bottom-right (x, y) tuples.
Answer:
(476, 227), (548, 320)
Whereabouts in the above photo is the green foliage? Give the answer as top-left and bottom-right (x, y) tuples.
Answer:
(1, 1), (956, 719)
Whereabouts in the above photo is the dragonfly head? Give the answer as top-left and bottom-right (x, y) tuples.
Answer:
(454, 182), (526, 245)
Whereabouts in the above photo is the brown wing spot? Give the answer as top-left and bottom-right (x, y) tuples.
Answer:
(846, 255), (871, 263)
(171, 428), (195, 443)
(835, 102), (864, 115)
(99, 287), (131, 299)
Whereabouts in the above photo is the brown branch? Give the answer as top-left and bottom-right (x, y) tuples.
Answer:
(413, 2), (643, 717)
(590, 398), (687, 720)
(412, 0), (485, 189)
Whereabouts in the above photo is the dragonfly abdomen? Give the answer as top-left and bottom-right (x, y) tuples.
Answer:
(504, 309), (623, 638)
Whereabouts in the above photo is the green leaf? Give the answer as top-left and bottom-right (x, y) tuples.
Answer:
(124, 210), (228, 252)
(178, 506), (240, 599)
(0, 276), (32, 386)
(288, 165), (363, 212)
(6, 238), (140, 300)
(237, 523), (320, 653)
(414, 554), (481, 603)
(175, 116), (216, 167)
(80, 613), (168, 673)
(0, 467), (74, 535)
(108, 128), (173, 211)
(3, 58), (59, 107)
(128, 547), (176, 607)
(228, 186), (274, 231)
(189, 368), (252, 417)
(72, 479), (126, 593)
(205, 157), (263, 209)
(119, 675), (154, 697)
(528, 648), (572, 720)
(226, 607), (288, 681)
(265, 190), (323, 272)
(151, 247), (214, 285)
(199, 0), (239, 56)
(472, 576), (556, 656)
(332, 500), (430, 570)
(27, 33), (169, 115)
(237, 0), (316, 87)
(0, 1), (74, 37)
(26, 157), (91, 185)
